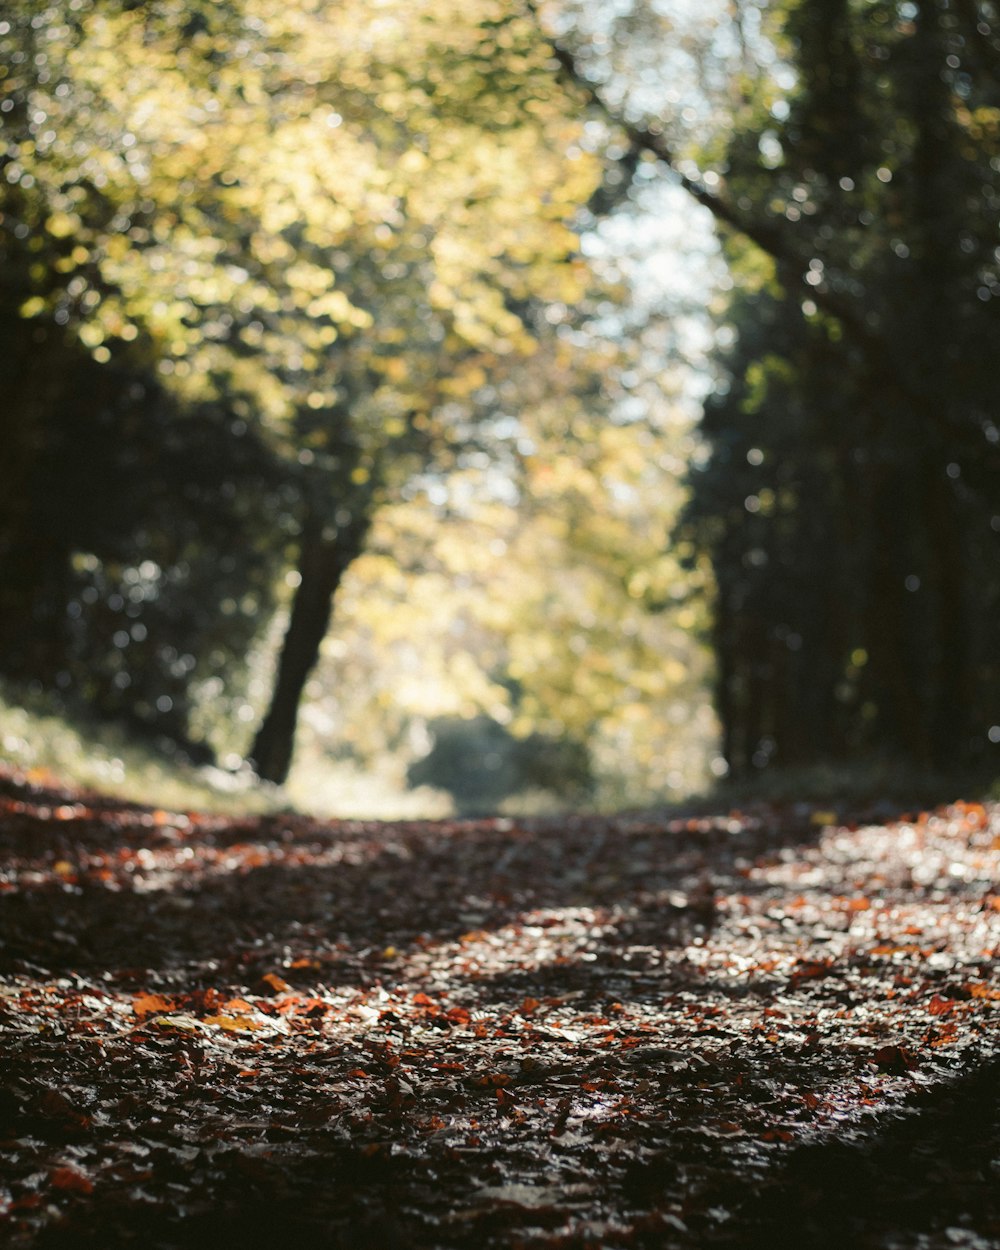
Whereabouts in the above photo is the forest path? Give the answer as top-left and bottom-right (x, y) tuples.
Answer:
(1, 770), (997, 1248)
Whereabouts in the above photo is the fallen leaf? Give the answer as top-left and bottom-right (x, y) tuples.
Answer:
(50, 1167), (93, 1195)
(132, 992), (175, 1018)
(203, 1014), (264, 1032)
(152, 1014), (203, 1033)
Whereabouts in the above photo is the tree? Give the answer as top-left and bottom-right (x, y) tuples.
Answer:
(540, 0), (1000, 775)
(0, 2), (292, 745)
(1, 0), (608, 781)
(239, 0), (607, 781)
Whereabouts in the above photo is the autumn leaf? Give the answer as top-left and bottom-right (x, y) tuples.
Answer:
(872, 1044), (919, 1073)
(50, 1167), (93, 1195)
(152, 1014), (203, 1034)
(261, 972), (292, 994)
(222, 998), (254, 1014)
(132, 992), (175, 1018)
(203, 1014), (265, 1033)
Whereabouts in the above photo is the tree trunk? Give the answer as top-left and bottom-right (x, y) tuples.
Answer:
(911, 0), (970, 768)
(249, 505), (369, 785)
(713, 595), (739, 777)
(925, 461), (968, 768)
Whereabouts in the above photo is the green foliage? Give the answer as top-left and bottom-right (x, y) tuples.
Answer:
(0, 683), (282, 814)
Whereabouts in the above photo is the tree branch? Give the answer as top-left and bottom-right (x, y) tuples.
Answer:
(542, 26), (996, 457)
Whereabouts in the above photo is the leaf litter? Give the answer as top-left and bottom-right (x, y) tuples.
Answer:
(0, 768), (997, 1248)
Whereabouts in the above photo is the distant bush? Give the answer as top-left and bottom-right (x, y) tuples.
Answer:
(407, 716), (593, 814)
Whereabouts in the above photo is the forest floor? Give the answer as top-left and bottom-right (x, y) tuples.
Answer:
(0, 767), (998, 1250)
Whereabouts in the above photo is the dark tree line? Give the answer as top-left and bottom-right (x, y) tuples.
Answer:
(557, 0), (1000, 778)
(0, 325), (289, 757)
(686, 0), (1000, 776)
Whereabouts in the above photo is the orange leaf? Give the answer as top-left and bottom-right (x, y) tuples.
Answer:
(50, 1167), (93, 1194)
(222, 998), (254, 1013)
(132, 992), (175, 1018)
(203, 1014), (262, 1032)
(791, 958), (835, 981)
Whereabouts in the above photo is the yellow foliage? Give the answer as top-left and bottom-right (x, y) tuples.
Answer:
(15, 0), (600, 453)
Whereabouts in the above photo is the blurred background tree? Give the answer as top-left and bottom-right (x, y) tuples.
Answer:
(679, 0), (1000, 777)
(0, 0), (716, 809)
(4, 0), (998, 812)
(548, 0), (1000, 780)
